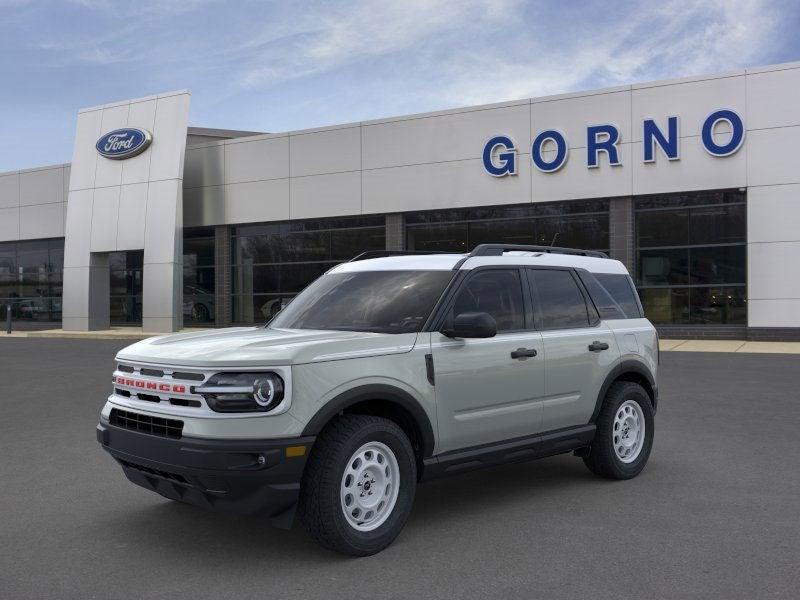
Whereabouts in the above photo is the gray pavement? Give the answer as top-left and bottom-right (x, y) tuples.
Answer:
(1, 338), (798, 600)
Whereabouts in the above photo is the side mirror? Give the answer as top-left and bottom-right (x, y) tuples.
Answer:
(442, 312), (497, 338)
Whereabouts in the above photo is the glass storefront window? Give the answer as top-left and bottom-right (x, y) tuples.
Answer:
(536, 215), (608, 249)
(639, 249), (690, 286)
(635, 189), (746, 325)
(690, 286), (747, 325)
(183, 228), (216, 324)
(637, 210), (688, 247)
(468, 220), (534, 248)
(0, 238), (64, 323)
(330, 228), (387, 260)
(689, 204), (746, 245)
(640, 287), (691, 325)
(109, 250), (143, 325)
(0, 244), (16, 273)
(689, 246), (746, 285)
(405, 200), (610, 254)
(233, 293), (289, 323)
(231, 216), (386, 324)
(406, 223), (468, 252)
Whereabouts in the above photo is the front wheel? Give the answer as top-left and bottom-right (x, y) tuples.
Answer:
(583, 381), (654, 479)
(298, 414), (417, 556)
(192, 303), (210, 322)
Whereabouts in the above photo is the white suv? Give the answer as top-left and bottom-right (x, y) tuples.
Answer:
(97, 244), (658, 556)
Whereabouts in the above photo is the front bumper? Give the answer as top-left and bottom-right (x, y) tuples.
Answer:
(97, 423), (315, 528)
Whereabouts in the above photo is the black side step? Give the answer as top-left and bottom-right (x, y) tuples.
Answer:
(421, 424), (596, 481)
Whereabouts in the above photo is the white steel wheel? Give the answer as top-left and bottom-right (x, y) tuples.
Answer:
(613, 400), (646, 463)
(340, 441), (400, 532)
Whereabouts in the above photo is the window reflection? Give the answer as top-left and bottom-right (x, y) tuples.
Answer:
(405, 201), (610, 253)
(635, 189), (746, 325)
(231, 216), (386, 324)
(183, 228), (216, 324)
(0, 238), (64, 323)
(109, 251), (143, 325)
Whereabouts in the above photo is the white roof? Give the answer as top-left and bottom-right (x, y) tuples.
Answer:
(332, 254), (462, 272)
(330, 251), (629, 275)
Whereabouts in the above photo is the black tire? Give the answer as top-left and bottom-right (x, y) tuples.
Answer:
(298, 414), (417, 556)
(583, 381), (654, 479)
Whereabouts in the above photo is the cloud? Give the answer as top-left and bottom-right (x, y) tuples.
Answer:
(15, 0), (787, 100)
(420, 0), (784, 106)
(219, 0), (787, 112)
(65, 0), (220, 16)
(236, 0), (522, 88)
(0, 0), (795, 170)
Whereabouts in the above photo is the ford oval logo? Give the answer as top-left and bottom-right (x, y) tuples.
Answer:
(95, 128), (152, 160)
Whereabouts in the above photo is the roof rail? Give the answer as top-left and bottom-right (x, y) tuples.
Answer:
(468, 244), (609, 259)
(349, 250), (457, 262)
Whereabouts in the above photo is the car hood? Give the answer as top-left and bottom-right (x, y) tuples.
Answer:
(115, 327), (419, 368)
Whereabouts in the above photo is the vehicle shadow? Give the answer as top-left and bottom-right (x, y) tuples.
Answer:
(91, 453), (610, 564)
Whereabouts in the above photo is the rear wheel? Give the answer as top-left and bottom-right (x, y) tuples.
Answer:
(583, 381), (654, 479)
(299, 414), (416, 556)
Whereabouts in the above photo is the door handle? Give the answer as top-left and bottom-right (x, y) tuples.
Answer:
(588, 341), (610, 352)
(511, 347), (538, 359)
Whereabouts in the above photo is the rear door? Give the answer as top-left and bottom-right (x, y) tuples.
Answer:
(527, 268), (619, 432)
(431, 267), (545, 453)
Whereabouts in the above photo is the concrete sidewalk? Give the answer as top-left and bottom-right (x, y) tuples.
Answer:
(0, 327), (211, 340)
(660, 339), (800, 354)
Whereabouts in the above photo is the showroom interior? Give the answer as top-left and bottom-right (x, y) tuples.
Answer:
(0, 189), (756, 335)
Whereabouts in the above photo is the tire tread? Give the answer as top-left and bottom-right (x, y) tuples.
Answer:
(298, 414), (415, 555)
(583, 381), (654, 480)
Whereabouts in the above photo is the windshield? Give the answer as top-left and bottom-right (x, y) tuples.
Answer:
(269, 270), (454, 334)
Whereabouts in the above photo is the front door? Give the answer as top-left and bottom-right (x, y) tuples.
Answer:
(431, 268), (545, 454)
(527, 268), (618, 432)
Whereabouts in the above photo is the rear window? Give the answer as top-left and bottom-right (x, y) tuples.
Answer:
(529, 269), (591, 329)
(579, 272), (642, 319)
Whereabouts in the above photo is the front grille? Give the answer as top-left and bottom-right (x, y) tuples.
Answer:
(140, 367), (165, 377)
(136, 393), (160, 403)
(118, 459), (189, 484)
(172, 371), (205, 382)
(109, 408), (183, 439)
(113, 363), (209, 411)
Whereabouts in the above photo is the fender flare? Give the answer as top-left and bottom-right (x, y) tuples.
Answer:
(301, 384), (436, 458)
(591, 359), (657, 422)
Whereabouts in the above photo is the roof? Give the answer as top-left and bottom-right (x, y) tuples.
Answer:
(332, 254), (464, 272)
(330, 251), (629, 275)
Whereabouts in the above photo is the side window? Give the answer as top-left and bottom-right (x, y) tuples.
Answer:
(594, 273), (643, 318)
(577, 271), (627, 320)
(449, 269), (525, 332)
(529, 269), (590, 329)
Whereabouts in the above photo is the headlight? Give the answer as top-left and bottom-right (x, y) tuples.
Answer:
(194, 372), (285, 413)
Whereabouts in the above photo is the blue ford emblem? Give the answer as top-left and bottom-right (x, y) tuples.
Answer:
(96, 128), (152, 160)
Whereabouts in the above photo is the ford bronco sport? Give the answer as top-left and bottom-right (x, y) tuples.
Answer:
(97, 244), (658, 556)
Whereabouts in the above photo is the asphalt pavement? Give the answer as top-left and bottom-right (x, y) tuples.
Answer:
(1, 338), (798, 599)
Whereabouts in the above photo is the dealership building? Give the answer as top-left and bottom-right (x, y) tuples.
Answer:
(1, 61), (799, 339)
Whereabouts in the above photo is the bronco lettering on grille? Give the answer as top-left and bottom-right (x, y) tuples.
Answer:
(112, 376), (186, 394)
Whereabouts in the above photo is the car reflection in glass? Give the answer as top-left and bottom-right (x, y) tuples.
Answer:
(183, 284), (215, 323)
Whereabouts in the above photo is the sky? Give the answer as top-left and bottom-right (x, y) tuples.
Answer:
(0, 0), (798, 171)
